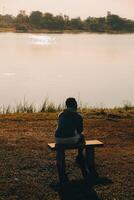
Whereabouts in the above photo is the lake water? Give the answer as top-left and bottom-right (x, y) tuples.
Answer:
(0, 32), (134, 108)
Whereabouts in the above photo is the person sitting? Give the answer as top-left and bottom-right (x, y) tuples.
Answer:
(55, 97), (86, 185)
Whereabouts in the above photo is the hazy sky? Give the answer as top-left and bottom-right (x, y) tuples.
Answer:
(0, 0), (134, 19)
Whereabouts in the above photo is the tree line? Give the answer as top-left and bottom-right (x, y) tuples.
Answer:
(0, 11), (134, 33)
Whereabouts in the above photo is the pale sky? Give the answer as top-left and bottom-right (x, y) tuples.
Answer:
(0, 0), (134, 20)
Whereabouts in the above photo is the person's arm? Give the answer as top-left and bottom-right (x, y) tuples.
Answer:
(76, 114), (85, 145)
(76, 115), (83, 135)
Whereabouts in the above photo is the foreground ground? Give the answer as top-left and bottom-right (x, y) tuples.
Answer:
(0, 113), (133, 200)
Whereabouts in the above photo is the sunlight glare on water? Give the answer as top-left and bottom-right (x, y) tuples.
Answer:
(29, 35), (56, 46)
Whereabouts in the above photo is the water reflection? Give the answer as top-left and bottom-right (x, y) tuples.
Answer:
(29, 35), (56, 45)
(1, 73), (16, 76)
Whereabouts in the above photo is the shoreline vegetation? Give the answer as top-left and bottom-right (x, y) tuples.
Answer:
(0, 11), (134, 34)
(0, 100), (134, 119)
(0, 27), (133, 34)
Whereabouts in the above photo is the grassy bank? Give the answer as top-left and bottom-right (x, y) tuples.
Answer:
(0, 100), (134, 119)
(0, 101), (134, 199)
(0, 113), (133, 200)
(0, 27), (15, 32)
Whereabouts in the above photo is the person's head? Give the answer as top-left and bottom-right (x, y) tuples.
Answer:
(65, 97), (77, 110)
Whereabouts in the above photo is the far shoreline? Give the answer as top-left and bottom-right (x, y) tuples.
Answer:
(0, 27), (134, 34)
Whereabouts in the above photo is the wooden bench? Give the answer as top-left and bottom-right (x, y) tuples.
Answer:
(48, 140), (103, 151)
(48, 140), (104, 182)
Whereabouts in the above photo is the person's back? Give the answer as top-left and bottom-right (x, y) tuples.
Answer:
(55, 108), (83, 138)
(55, 98), (84, 144)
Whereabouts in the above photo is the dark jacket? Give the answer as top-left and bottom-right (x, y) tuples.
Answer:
(55, 109), (83, 138)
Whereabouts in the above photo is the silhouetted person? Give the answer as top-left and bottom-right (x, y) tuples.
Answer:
(55, 97), (85, 186)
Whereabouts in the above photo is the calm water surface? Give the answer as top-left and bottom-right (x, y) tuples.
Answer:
(0, 33), (134, 107)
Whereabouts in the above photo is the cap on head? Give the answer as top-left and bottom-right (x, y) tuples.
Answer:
(65, 97), (77, 109)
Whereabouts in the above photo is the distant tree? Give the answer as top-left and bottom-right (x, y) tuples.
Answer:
(44, 12), (54, 19)
(123, 19), (134, 32)
(53, 15), (65, 30)
(106, 14), (124, 31)
(42, 13), (65, 30)
(84, 17), (106, 32)
(70, 17), (83, 30)
(63, 15), (70, 29)
(41, 12), (55, 29)
(3, 15), (14, 24)
(29, 11), (43, 28)
(15, 14), (29, 32)
(0, 14), (14, 27)
(15, 14), (29, 24)
(0, 10), (134, 33)
(83, 16), (92, 30)
(97, 17), (106, 31)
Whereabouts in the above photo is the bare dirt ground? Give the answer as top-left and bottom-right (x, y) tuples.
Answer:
(0, 113), (133, 200)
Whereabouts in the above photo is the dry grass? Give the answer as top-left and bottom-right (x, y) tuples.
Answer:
(0, 113), (133, 200)
(0, 100), (134, 119)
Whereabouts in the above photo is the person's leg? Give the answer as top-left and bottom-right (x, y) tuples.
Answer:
(56, 149), (68, 185)
(76, 134), (85, 165)
(76, 147), (91, 181)
(76, 137), (91, 182)
(76, 147), (85, 166)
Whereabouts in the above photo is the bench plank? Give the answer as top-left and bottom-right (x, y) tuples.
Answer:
(48, 140), (103, 151)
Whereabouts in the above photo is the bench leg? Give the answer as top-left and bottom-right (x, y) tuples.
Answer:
(56, 150), (67, 184)
(85, 147), (98, 177)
